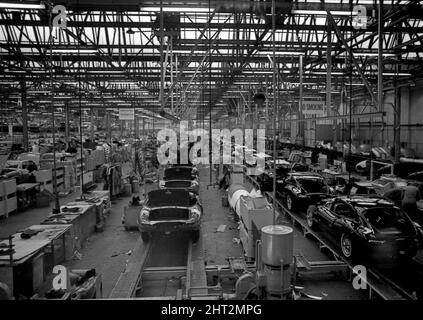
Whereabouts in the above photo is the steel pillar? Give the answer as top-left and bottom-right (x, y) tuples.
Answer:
(90, 108), (95, 141)
(378, 0), (384, 112)
(20, 79), (29, 151)
(65, 102), (70, 140)
(297, 55), (304, 145)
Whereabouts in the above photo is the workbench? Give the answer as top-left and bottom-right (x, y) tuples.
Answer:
(45, 203), (97, 251)
(67, 190), (111, 230)
(0, 224), (71, 298)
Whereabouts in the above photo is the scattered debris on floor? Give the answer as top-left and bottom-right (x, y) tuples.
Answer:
(73, 251), (83, 260)
(216, 224), (226, 232)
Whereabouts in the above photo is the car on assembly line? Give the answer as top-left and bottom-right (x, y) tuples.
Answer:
(169, 163), (198, 176)
(256, 159), (310, 192)
(306, 196), (423, 262)
(276, 172), (333, 211)
(138, 189), (203, 243)
(159, 166), (200, 194)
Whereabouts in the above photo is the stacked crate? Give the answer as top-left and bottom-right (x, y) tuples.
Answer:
(34, 169), (53, 194)
(55, 167), (65, 192)
(0, 179), (17, 218)
(92, 148), (105, 167)
(62, 160), (76, 191)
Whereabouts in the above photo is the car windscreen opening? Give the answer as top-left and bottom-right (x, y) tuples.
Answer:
(147, 189), (190, 207)
(164, 167), (193, 180)
(297, 178), (328, 193)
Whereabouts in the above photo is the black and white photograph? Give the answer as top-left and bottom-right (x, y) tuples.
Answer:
(0, 0), (422, 309)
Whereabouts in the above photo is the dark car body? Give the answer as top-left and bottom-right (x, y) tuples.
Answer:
(159, 166), (200, 194)
(345, 181), (378, 196)
(276, 172), (333, 211)
(138, 189), (203, 242)
(307, 196), (422, 263)
(257, 161), (310, 192)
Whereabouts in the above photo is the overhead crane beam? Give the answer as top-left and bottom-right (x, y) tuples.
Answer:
(325, 10), (378, 107)
(293, 1), (422, 73)
(3, 19), (423, 32)
(162, 11), (218, 106)
(282, 112), (386, 123)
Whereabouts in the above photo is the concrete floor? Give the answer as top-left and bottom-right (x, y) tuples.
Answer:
(200, 166), (244, 266)
(0, 164), (368, 299)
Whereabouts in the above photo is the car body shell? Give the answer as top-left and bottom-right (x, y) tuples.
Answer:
(159, 166), (200, 194)
(276, 172), (333, 210)
(309, 196), (422, 262)
(137, 190), (203, 234)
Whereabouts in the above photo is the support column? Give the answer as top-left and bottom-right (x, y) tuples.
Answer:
(377, 0), (384, 112)
(297, 55), (304, 145)
(65, 102), (70, 140)
(90, 108), (94, 141)
(394, 30), (402, 164)
(142, 117), (145, 137)
(20, 80), (29, 151)
(134, 112), (139, 138)
(106, 111), (112, 143)
(327, 24), (335, 149)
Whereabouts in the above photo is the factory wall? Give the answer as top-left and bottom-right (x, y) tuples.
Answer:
(353, 83), (423, 157)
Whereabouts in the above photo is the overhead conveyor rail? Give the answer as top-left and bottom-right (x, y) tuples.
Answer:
(245, 173), (418, 301)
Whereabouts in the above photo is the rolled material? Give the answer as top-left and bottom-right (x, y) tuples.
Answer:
(261, 225), (293, 267)
(228, 184), (249, 216)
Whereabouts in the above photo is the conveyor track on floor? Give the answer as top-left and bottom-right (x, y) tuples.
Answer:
(246, 174), (419, 301)
(109, 232), (210, 299)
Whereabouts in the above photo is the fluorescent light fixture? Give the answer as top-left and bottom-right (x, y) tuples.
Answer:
(28, 91), (51, 94)
(243, 71), (274, 74)
(291, 10), (357, 16)
(233, 82), (262, 85)
(88, 70), (124, 74)
(108, 81), (137, 85)
(5, 70), (26, 73)
(345, 83), (366, 86)
(172, 50), (207, 54)
(353, 52), (395, 57)
(0, 2), (46, 9)
(256, 51), (305, 56)
(382, 72), (412, 76)
(140, 7), (213, 13)
(52, 49), (98, 53)
(313, 71), (344, 75)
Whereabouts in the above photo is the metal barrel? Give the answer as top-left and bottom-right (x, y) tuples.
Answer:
(261, 225), (293, 267)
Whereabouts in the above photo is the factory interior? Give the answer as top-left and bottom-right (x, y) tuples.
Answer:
(1, 0), (423, 303)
